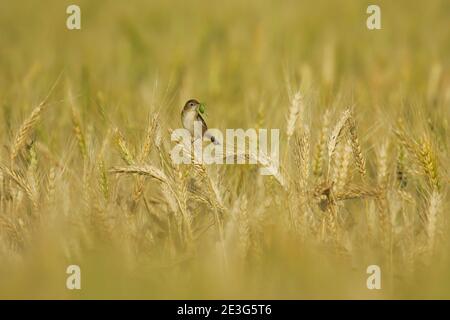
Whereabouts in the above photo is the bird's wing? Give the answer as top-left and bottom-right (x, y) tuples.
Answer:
(196, 113), (208, 136)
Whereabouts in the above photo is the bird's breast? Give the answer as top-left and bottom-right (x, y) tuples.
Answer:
(182, 110), (198, 135)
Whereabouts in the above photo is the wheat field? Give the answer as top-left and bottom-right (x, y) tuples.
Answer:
(0, 0), (449, 299)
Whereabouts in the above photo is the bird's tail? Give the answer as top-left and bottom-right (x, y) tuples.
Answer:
(205, 132), (220, 145)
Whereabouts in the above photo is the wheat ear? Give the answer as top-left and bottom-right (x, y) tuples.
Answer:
(10, 74), (61, 163)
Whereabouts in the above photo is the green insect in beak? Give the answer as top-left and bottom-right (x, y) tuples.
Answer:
(198, 103), (207, 116)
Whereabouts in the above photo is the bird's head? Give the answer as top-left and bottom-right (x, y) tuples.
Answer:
(183, 99), (206, 114)
(184, 99), (200, 112)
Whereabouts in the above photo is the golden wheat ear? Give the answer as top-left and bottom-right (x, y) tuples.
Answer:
(10, 73), (62, 164)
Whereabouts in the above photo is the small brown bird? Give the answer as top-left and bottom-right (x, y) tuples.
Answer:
(181, 99), (218, 144)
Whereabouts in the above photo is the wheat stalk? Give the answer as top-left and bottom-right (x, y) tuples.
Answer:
(98, 160), (109, 201)
(327, 109), (351, 179)
(333, 142), (352, 193)
(1, 165), (38, 211)
(377, 141), (389, 189)
(348, 114), (367, 178)
(418, 136), (440, 191)
(10, 75), (61, 163)
(46, 167), (56, 207)
(110, 165), (167, 183)
(426, 190), (442, 254)
(313, 109), (330, 177)
(286, 91), (303, 142)
(113, 128), (135, 165)
(71, 103), (88, 161)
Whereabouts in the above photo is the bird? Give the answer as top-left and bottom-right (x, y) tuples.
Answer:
(181, 99), (218, 144)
